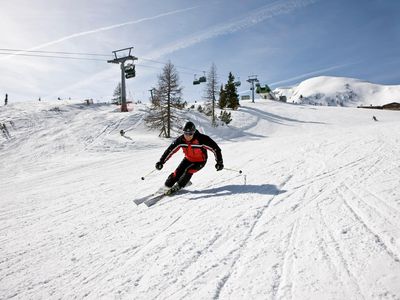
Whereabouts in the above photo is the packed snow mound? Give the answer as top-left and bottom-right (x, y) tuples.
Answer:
(274, 76), (400, 107)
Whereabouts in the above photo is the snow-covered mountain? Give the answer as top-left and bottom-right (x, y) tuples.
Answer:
(1, 99), (400, 299)
(274, 76), (400, 107)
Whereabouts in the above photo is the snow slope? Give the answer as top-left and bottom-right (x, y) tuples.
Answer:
(1, 99), (400, 299)
(274, 76), (400, 107)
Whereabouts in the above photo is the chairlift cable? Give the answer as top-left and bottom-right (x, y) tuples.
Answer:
(0, 48), (110, 57)
(0, 51), (204, 76)
(0, 52), (106, 61)
(0, 48), (245, 84)
(139, 57), (204, 73)
(0, 48), (204, 74)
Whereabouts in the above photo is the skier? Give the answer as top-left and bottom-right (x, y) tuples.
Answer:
(155, 121), (223, 194)
(1, 123), (10, 139)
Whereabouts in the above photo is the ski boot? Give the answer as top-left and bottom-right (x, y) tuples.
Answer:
(165, 181), (192, 196)
(165, 183), (181, 195)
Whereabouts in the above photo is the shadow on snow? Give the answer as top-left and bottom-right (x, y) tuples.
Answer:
(189, 184), (286, 200)
(240, 106), (326, 126)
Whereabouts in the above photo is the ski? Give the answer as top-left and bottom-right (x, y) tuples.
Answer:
(133, 193), (164, 205)
(133, 188), (165, 205)
(144, 193), (168, 207)
(133, 187), (187, 207)
(134, 182), (192, 207)
(144, 188), (189, 207)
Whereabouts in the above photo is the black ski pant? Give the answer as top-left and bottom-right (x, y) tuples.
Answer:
(165, 158), (205, 188)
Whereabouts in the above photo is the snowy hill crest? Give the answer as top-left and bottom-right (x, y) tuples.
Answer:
(275, 76), (400, 107)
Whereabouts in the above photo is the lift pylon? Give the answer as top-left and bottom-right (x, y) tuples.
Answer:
(107, 47), (138, 112)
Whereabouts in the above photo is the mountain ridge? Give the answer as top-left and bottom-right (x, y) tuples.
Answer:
(274, 76), (400, 107)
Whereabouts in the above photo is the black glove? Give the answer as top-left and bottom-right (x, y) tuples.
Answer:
(215, 161), (224, 171)
(155, 161), (163, 170)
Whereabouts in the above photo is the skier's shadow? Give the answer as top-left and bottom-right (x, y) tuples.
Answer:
(189, 184), (286, 200)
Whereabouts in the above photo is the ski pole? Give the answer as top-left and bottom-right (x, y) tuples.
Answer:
(141, 169), (157, 180)
(224, 167), (246, 185)
(224, 167), (243, 174)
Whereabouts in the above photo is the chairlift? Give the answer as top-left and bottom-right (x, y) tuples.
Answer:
(198, 71), (206, 83)
(234, 77), (241, 87)
(124, 63), (136, 79)
(193, 74), (200, 85)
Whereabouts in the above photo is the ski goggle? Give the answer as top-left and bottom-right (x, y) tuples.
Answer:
(183, 130), (195, 136)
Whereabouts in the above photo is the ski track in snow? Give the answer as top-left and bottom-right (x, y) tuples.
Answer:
(1, 100), (400, 299)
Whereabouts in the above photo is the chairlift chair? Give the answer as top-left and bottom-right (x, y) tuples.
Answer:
(124, 64), (136, 79)
(198, 71), (206, 83)
(193, 74), (200, 85)
(233, 76), (241, 87)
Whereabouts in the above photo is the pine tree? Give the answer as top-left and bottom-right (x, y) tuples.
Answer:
(225, 72), (239, 110)
(219, 110), (232, 125)
(203, 63), (219, 126)
(218, 84), (227, 109)
(112, 83), (122, 104)
(145, 61), (183, 138)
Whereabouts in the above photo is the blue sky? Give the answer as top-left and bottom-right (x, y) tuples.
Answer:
(0, 0), (399, 103)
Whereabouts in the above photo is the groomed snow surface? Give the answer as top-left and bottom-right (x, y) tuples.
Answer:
(1, 99), (400, 299)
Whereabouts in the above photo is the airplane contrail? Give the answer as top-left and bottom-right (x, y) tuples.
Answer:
(146, 0), (318, 59)
(270, 62), (361, 86)
(1, 6), (199, 60)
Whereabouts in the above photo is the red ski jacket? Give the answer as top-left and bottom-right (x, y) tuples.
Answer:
(159, 131), (223, 164)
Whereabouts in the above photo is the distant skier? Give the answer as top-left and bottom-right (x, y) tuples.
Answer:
(372, 116), (378, 121)
(155, 121), (224, 194)
(9, 120), (16, 129)
(4, 93), (8, 105)
(1, 123), (10, 139)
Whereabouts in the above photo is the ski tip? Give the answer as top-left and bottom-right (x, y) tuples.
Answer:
(133, 199), (143, 206)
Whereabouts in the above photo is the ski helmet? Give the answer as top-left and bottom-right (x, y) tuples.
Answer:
(183, 121), (196, 133)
